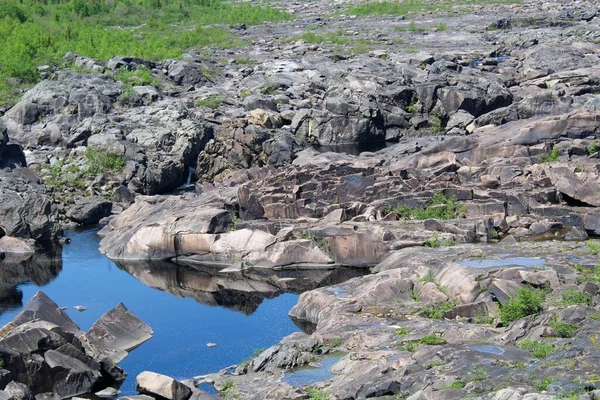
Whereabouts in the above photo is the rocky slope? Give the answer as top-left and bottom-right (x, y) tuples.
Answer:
(1, 0), (600, 398)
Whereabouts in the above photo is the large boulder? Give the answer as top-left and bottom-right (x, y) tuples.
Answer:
(135, 372), (192, 400)
(66, 196), (112, 226)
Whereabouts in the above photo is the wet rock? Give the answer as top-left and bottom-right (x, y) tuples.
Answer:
(135, 372), (192, 400)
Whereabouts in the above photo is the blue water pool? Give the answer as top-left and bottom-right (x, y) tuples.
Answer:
(0, 229), (304, 394)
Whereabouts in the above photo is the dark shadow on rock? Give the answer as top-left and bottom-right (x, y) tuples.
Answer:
(115, 260), (367, 315)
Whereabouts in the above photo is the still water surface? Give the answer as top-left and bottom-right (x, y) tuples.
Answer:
(0, 230), (301, 394)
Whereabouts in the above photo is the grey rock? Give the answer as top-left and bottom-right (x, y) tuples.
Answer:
(66, 196), (112, 226)
(135, 372), (192, 400)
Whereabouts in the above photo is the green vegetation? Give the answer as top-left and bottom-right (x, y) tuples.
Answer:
(586, 240), (600, 256)
(421, 301), (455, 320)
(398, 341), (419, 352)
(409, 288), (420, 302)
(468, 367), (489, 382)
(46, 148), (125, 190)
(548, 316), (579, 338)
(329, 338), (343, 348)
(556, 289), (593, 307)
(449, 380), (465, 389)
(393, 191), (466, 221)
(348, 0), (521, 17)
(437, 22), (448, 31)
(532, 377), (553, 392)
(538, 147), (560, 163)
(420, 268), (436, 283)
(396, 326), (411, 336)
(473, 312), (494, 325)
(259, 84), (278, 95)
(196, 94), (226, 109)
(587, 140), (599, 155)
(307, 388), (331, 400)
(500, 287), (545, 325)
(220, 378), (240, 400)
(517, 339), (555, 359)
(419, 334), (446, 345)
(424, 232), (456, 248)
(0, 0), (290, 107)
(575, 263), (600, 284)
(430, 115), (443, 134)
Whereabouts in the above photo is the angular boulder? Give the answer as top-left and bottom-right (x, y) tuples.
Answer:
(135, 372), (192, 400)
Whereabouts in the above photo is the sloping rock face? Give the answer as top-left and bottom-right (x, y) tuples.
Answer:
(0, 122), (60, 244)
(0, 291), (152, 398)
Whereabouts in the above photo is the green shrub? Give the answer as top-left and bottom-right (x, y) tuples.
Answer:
(500, 288), (545, 325)
(587, 140), (599, 155)
(421, 302), (455, 320)
(556, 289), (592, 307)
(468, 367), (489, 382)
(307, 388), (330, 400)
(517, 339), (555, 359)
(448, 380), (465, 389)
(419, 334), (446, 345)
(532, 377), (552, 392)
(586, 241), (600, 255)
(115, 66), (157, 87)
(84, 148), (125, 176)
(548, 316), (578, 338)
(394, 191), (466, 221)
(329, 338), (342, 348)
(196, 94), (225, 109)
(538, 147), (560, 163)
(420, 268), (435, 283)
(396, 326), (410, 336)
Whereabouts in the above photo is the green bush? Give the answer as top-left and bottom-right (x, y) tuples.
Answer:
(517, 339), (555, 359)
(532, 377), (552, 392)
(587, 241), (600, 256)
(196, 94), (225, 109)
(500, 288), (545, 325)
(548, 316), (578, 338)
(84, 148), (125, 176)
(556, 289), (592, 307)
(394, 191), (466, 221)
(307, 389), (330, 400)
(421, 302), (455, 320)
(538, 147), (560, 163)
(419, 334), (446, 345)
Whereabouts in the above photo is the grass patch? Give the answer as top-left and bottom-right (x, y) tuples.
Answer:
(393, 191), (466, 221)
(517, 339), (555, 359)
(419, 334), (446, 345)
(538, 147), (560, 163)
(548, 315), (578, 338)
(441, 380), (465, 390)
(468, 367), (489, 382)
(500, 287), (545, 325)
(329, 338), (343, 348)
(424, 232), (456, 248)
(421, 301), (455, 320)
(587, 140), (599, 155)
(196, 94), (225, 109)
(307, 388), (331, 400)
(555, 289), (592, 307)
(437, 22), (448, 31)
(396, 326), (410, 336)
(347, 0), (521, 17)
(532, 377), (553, 392)
(0, 0), (290, 108)
(586, 241), (600, 256)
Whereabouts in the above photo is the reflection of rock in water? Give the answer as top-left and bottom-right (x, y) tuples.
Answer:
(115, 260), (366, 315)
(0, 245), (62, 316)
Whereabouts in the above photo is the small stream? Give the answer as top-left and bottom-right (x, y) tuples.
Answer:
(0, 230), (363, 394)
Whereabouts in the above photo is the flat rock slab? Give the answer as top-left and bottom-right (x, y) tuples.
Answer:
(85, 303), (153, 363)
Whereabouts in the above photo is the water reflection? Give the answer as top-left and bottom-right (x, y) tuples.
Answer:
(115, 260), (366, 315)
(0, 245), (62, 316)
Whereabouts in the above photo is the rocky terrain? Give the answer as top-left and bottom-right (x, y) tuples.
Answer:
(2, 0), (600, 398)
